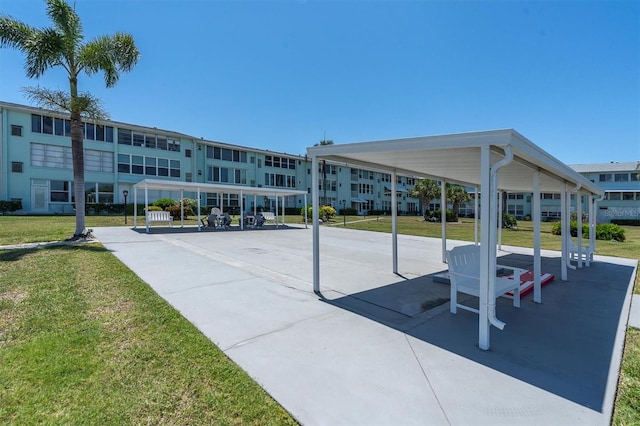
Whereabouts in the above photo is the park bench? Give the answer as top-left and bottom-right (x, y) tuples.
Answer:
(261, 211), (276, 225)
(146, 210), (173, 227)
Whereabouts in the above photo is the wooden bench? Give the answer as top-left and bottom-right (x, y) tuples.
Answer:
(146, 210), (173, 227)
(446, 244), (522, 316)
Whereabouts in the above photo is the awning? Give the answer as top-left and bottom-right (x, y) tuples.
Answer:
(351, 197), (368, 203)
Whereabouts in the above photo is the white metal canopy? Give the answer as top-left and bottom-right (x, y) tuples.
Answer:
(307, 129), (604, 350)
(131, 179), (308, 233)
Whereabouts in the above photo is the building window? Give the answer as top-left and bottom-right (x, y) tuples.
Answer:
(623, 192), (635, 201)
(157, 158), (169, 176)
(11, 125), (22, 136)
(31, 113), (97, 138)
(31, 143), (72, 169)
(208, 146), (247, 162)
(32, 143), (113, 172)
(599, 174), (612, 182)
(118, 128), (132, 145)
(132, 155), (144, 174)
(145, 157), (157, 176)
(209, 166), (246, 184)
(50, 180), (71, 202)
(170, 160), (180, 177)
(185, 172), (192, 182)
(608, 192), (621, 201)
(84, 182), (114, 203)
(264, 172), (294, 188)
(133, 132), (144, 147)
(185, 149), (192, 158)
(615, 173), (629, 182)
(168, 138), (180, 152)
(266, 154), (293, 169)
(84, 149), (113, 172)
(11, 162), (23, 173)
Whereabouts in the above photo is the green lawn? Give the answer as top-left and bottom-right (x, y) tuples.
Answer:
(0, 215), (638, 424)
(0, 216), (297, 424)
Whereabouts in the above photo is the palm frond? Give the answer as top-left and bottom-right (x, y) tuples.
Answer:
(81, 32), (139, 87)
(0, 17), (34, 50)
(46, 0), (82, 47)
(22, 86), (108, 120)
(24, 28), (66, 78)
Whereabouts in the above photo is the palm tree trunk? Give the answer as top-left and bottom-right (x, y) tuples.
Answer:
(69, 76), (86, 237)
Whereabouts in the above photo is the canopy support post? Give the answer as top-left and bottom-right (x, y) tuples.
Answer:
(561, 183), (569, 280)
(391, 171), (398, 274)
(133, 188), (138, 229)
(474, 186), (479, 246)
(441, 179), (447, 263)
(498, 190), (503, 251)
(180, 189), (184, 228)
(197, 188), (201, 231)
(577, 191), (583, 268)
(479, 146), (491, 350)
(144, 182), (150, 234)
(533, 171), (542, 303)
(312, 156), (320, 294)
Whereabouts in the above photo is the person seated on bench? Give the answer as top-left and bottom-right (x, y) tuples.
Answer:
(204, 213), (218, 228)
(254, 212), (266, 228)
(220, 212), (232, 228)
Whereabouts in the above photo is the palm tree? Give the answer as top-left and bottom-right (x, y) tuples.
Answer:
(408, 179), (440, 219)
(0, 0), (139, 238)
(446, 184), (471, 217)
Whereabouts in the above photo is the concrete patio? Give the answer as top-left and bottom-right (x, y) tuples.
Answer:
(93, 224), (637, 425)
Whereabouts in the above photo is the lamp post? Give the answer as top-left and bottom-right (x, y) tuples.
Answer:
(341, 199), (346, 227)
(123, 190), (129, 225)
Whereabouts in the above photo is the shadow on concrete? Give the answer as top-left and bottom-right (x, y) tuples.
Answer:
(322, 254), (634, 412)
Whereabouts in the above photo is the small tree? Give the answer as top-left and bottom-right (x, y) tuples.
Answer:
(408, 179), (440, 220)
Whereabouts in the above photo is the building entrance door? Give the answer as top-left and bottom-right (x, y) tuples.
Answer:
(31, 181), (49, 212)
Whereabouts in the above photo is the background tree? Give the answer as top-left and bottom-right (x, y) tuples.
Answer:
(314, 139), (334, 146)
(408, 179), (440, 219)
(446, 184), (471, 216)
(0, 0), (139, 238)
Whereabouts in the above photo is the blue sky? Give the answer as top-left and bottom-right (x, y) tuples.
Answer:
(1, 0), (638, 164)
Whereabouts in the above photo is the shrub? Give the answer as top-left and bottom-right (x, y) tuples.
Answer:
(523, 214), (531, 221)
(301, 205), (336, 221)
(152, 197), (177, 210)
(368, 209), (391, 216)
(181, 198), (199, 213)
(425, 209), (458, 222)
(551, 221), (625, 242)
(596, 223), (626, 242)
(339, 208), (358, 216)
(0, 199), (22, 214)
(166, 204), (194, 220)
(146, 205), (162, 212)
(502, 213), (517, 229)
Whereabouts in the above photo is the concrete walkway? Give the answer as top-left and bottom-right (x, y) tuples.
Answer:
(92, 225), (637, 426)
